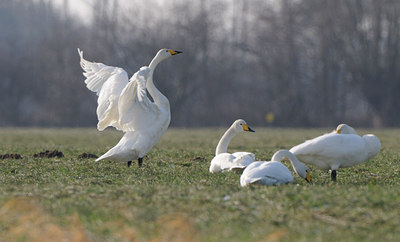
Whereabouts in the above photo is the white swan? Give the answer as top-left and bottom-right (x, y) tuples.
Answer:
(78, 48), (182, 167)
(240, 150), (312, 187)
(290, 124), (381, 181)
(209, 119), (255, 173)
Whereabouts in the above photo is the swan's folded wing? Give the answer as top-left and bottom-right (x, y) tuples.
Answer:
(230, 152), (255, 170)
(240, 162), (265, 186)
(232, 152), (255, 165)
(240, 176), (263, 187)
(118, 67), (160, 132)
(78, 49), (129, 131)
(290, 133), (365, 158)
(241, 161), (293, 186)
(209, 153), (234, 173)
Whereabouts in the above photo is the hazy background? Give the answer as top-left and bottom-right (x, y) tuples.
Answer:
(1, 0), (399, 128)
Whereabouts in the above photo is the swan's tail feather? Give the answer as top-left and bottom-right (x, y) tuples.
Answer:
(229, 166), (246, 172)
(95, 153), (108, 162)
(96, 147), (116, 162)
(240, 176), (262, 187)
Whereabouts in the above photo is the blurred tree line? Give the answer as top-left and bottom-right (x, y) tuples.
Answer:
(0, 0), (399, 127)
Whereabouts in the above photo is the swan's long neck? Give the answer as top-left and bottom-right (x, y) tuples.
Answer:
(272, 150), (303, 174)
(148, 56), (169, 110)
(215, 126), (237, 155)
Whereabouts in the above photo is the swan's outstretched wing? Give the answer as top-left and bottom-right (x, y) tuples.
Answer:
(118, 67), (160, 132)
(78, 48), (129, 131)
(78, 48), (129, 95)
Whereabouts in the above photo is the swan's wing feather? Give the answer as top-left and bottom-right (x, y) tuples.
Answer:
(251, 162), (292, 182)
(118, 67), (160, 132)
(78, 48), (129, 95)
(241, 162), (266, 186)
(290, 134), (365, 158)
(232, 152), (254, 158)
(95, 70), (130, 131)
(78, 48), (129, 130)
(230, 152), (255, 169)
(209, 153), (235, 173)
(241, 161), (293, 186)
(136, 70), (147, 102)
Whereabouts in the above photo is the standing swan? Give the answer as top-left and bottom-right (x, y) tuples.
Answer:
(240, 150), (312, 187)
(78, 48), (182, 167)
(209, 119), (255, 173)
(290, 124), (381, 181)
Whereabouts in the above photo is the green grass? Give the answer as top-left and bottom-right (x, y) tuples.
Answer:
(0, 127), (400, 241)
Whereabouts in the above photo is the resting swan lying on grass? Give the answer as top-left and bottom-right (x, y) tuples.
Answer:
(240, 150), (312, 187)
(209, 119), (255, 173)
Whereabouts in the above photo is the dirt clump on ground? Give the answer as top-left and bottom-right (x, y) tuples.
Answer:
(33, 150), (64, 158)
(0, 154), (22, 159)
(77, 153), (98, 159)
(191, 156), (206, 162)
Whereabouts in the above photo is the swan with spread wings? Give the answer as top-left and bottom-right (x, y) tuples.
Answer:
(78, 48), (182, 167)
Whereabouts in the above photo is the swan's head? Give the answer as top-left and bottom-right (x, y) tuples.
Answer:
(232, 119), (255, 133)
(363, 134), (381, 159)
(293, 161), (312, 184)
(272, 150), (312, 183)
(335, 124), (358, 135)
(154, 48), (183, 62)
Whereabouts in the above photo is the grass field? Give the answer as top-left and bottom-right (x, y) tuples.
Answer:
(0, 127), (400, 241)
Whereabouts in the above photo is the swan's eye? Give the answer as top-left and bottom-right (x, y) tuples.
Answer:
(165, 50), (169, 52)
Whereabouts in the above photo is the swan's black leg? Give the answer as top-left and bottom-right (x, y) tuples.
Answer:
(127, 161), (132, 167)
(138, 157), (143, 167)
(331, 170), (337, 182)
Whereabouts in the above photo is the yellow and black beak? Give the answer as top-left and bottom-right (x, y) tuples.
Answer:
(168, 50), (183, 55)
(242, 124), (255, 132)
(305, 172), (312, 184)
(336, 130), (341, 134)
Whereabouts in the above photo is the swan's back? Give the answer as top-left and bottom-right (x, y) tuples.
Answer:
(240, 161), (293, 187)
(290, 133), (373, 169)
(231, 152), (255, 167)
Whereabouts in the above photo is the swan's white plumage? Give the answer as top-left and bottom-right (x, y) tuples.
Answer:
(240, 161), (293, 186)
(231, 152), (255, 170)
(79, 48), (181, 165)
(209, 152), (255, 173)
(290, 124), (381, 171)
(209, 119), (255, 173)
(118, 67), (161, 132)
(78, 48), (129, 131)
(95, 128), (168, 162)
(240, 150), (311, 187)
